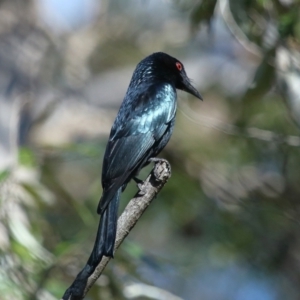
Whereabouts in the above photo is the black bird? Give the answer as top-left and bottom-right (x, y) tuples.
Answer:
(63, 52), (202, 299)
(90, 52), (202, 271)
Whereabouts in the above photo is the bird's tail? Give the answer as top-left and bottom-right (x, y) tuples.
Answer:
(62, 190), (121, 298)
(87, 188), (121, 269)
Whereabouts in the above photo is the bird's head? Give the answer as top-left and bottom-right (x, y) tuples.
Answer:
(144, 52), (203, 100)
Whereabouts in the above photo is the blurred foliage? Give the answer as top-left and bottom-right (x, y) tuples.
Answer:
(1, 0), (300, 300)
(190, 0), (218, 30)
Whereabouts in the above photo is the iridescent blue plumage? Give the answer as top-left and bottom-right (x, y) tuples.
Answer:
(88, 52), (202, 275)
(63, 52), (202, 300)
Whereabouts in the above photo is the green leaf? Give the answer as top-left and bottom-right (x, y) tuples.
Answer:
(190, 0), (217, 29)
(18, 147), (36, 167)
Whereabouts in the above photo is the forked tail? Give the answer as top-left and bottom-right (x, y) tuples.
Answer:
(87, 188), (121, 269)
(62, 189), (121, 299)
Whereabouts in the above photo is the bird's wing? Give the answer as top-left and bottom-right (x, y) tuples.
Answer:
(99, 83), (176, 211)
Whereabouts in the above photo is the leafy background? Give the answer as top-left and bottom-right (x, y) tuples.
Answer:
(1, 0), (300, 299)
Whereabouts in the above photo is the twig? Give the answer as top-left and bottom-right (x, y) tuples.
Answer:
(179, 103), (300, 147)
(218, 0), (262, 59)
(61, 158), (171, 300)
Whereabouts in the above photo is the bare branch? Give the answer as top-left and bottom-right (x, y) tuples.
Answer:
(179, 103), (300, 147)
(61, 158), (171, 300)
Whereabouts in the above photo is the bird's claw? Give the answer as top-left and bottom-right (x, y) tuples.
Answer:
(133, 176), (143, 184)
(149, 157), (166, 163)
(149, 158), (171, 181)
(133, 177), (147, 195)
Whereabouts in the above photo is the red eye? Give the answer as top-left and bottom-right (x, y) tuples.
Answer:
(176, 62), (182, 71)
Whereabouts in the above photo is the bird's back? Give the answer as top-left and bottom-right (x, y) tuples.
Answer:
(99, 82), (177, 213)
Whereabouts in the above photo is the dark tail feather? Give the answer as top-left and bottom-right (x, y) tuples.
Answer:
(87, 188), (121, 268)
(62, 190), (121, 298)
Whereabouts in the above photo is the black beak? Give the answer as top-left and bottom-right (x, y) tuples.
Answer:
(181, 75), (203, 101)
(182, 75), (203, 101)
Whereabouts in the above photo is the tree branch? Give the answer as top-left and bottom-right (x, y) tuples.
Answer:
(179, 103), (300, 147)
(61, 158), (171, 300)
(218, 0), (263, 59)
